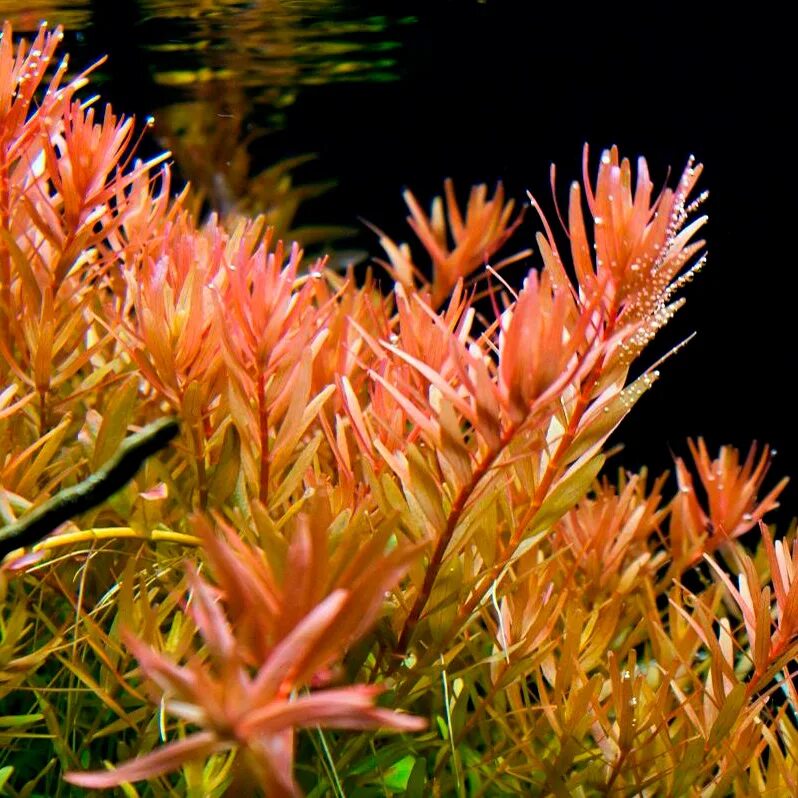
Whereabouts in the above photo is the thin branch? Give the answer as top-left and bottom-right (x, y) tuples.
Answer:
(0, 417), (179, 558)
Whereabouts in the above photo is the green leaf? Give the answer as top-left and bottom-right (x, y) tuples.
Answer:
(0, 713), (43, 727)
(382, 755), (416, 791)
(269, 431), (322, 509)
(671, 737), (707, 795)
(427, 556), (463, 643)
(15, 413), (73, 496)
(707, 682), (747, 750)
(406, 444), (446, 534)
(404, 758), (427, 798)
(207, 422), (241, 505)
(0, 766), (13, 790)
(92, 375), (140, 470)
(527, 454), (605, 538)
(451, 683), (469, 739)
(566, 372), (658, 463)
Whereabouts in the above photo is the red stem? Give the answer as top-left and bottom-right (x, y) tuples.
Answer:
(459, 354), (605, 624)
(258, 369), (270, 504)
(394, 423), (519, 657)
(0, 152), (11, 359)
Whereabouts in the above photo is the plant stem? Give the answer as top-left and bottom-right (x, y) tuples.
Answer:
(191, 422), (208, 509)
(0, 153), (11, 365)
(395, 311), (620, 696)
(0, 417), (180, 557)
(38, 387), (49, 437)
(257, 369), (270, 504)
(459, 373), (597, 624)
(394, 422), (518, 658)
(458, 309), (618, 624)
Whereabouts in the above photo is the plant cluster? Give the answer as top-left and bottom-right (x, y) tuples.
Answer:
(0, 21), (796, 797)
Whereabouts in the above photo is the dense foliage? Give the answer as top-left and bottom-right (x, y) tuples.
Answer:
(1, 22), (795, 797)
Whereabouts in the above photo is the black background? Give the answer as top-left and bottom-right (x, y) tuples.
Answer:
(52, 2), (798, 522)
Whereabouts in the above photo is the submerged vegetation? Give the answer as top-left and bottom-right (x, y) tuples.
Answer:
(1, 20), (797, 797)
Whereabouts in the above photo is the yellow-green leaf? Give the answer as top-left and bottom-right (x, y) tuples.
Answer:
(527, 454), (605, 538)
(567, 372), (658, 463)
(92, 375), (140, 469)
(427, 556), (463, 643)
(707, 682), (746, 750)
(207, 423), (241, 506)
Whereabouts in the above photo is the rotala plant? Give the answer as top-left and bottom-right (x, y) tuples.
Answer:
(2, 20), (798, 798)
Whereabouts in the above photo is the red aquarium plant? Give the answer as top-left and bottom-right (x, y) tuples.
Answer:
(2, 20), (798, 798)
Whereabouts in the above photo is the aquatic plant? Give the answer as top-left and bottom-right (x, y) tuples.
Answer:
(1, 20), (797, 798)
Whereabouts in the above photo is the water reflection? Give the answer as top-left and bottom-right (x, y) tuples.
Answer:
(0, 1), (90, 31)
(158, 96), (358, 246)
(141, 0), (413, 240)
(0, 1), (415, 243)
(140, 0), (408, 93)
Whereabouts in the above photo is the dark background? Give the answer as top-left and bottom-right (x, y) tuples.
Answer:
(17, 2), (798, 519)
